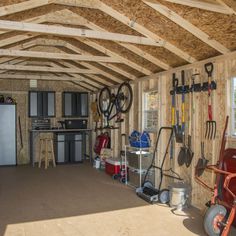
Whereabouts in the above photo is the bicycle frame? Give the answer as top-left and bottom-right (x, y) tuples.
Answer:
(104, 93), (121, 122)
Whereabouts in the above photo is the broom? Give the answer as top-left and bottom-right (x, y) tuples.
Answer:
(18, 116), (26, 163)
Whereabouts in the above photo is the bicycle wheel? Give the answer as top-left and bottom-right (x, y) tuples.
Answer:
(98, 87), (111, 114)
(117, 82), (133, 113)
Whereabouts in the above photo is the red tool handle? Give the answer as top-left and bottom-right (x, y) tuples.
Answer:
(208, 104), (212, 121)
(205, 62), (214, 121)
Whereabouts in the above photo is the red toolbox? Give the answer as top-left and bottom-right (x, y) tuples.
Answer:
(105, 158), (122, 176)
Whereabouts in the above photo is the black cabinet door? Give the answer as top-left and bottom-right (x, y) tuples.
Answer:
(47, 92), (55, 117)
(62, 92), (88, 117)
(70, 134), (83, 162)
(63, 92), (72, 117)
(29, 91), (55, 117)
(78, 93), (88, 117)
(55, 133), (84, 163)
(29, 92), (38, 117)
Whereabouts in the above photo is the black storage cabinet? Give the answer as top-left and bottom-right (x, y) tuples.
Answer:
(55, 132), (86, 163)
(62, 92), (88, 117)
(29, 91), (55, 117)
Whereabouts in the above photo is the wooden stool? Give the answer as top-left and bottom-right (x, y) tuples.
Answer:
(38, 138), (56, 169)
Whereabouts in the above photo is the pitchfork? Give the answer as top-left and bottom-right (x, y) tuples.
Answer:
(204, 62), (216, 140)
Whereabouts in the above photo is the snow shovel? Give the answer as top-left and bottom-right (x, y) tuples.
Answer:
(204, 62), (216, 140)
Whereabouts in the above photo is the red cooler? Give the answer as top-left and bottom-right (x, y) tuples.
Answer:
(105, 158), (121, 176)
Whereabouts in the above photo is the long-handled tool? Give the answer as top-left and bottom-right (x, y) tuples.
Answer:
(178, 70), (187, 166)
(195, 74), (209, 176)
(185, 73), (197, 168)
(18, 116), (26, 163)
(204, 62), (216, 140)
(172, 73), (182, 143)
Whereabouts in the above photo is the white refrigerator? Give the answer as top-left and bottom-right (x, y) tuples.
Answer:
(0, 104), (16, 165)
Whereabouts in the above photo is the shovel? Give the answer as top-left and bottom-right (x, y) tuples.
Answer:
(195, 142), (209, 177)
(185, 135), (194, 167)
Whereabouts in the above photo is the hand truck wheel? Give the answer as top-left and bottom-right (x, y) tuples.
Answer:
(112, 174), (119, 180)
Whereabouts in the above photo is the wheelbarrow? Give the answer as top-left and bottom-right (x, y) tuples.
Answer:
(195, 116), (236, 236)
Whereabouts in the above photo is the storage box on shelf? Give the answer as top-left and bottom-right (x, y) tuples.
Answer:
(125, 145), (154, 188)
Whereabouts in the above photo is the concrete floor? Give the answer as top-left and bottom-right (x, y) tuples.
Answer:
(0, 164), (235, 236)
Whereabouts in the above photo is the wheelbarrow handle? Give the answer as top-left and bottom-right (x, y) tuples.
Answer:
(204, 62), (214, 77)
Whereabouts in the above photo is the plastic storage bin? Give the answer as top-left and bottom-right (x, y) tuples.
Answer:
(127, 151), (152, 169)
(128, 168), (154, 187)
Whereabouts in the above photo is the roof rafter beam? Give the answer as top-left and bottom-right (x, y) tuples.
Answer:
(65, 43), (136, 80)
(31, 39), (123, 83)
(162, 0), (234, 14)
(53, 0), (100, 9)
(0, 49), (120, 63)
(143, 1), (230, 54)
(0, 73), (95, 91)
(52, 61), (102, 88)
(78, 38), (152, 75)
(0, 11), (149, 77)
(0, 20), (161, 47)
(216, 0), (236, 15)
(68, 12), (170, 70)
(0, 58), (99, 90)
(57, 60), (114, 86)
(0, 0), (51, 17)
(0, 64), (99, 74)
(0, 36), (123, 84)
(94, 0), (196, 63)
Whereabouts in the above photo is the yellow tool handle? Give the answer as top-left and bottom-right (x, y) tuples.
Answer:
(182, 103), (185, 123)
(171, 107), (175, 126)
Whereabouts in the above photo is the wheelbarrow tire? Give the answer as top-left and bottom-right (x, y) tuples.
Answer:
(204, 204), (227, 236)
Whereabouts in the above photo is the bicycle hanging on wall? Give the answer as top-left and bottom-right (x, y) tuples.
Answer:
(98, 82), (133, 128)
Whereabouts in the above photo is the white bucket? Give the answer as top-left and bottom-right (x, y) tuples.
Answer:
(95, 159), (100, 169)
(169, 182), (189, 211)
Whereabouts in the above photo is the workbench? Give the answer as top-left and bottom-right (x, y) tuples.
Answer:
(29, 129), (93, 167)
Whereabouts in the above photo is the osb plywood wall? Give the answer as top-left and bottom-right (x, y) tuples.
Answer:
(91, 54), (236, 209)
(0, 79), (84, 165)
(150, 57), (235, 209)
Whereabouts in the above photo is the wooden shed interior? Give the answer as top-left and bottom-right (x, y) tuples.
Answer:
(0, 0), (236, 235)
